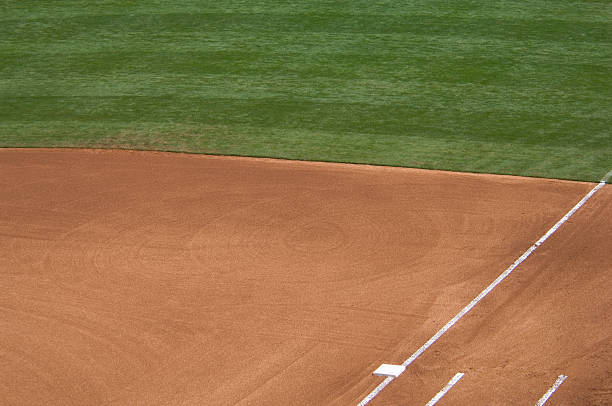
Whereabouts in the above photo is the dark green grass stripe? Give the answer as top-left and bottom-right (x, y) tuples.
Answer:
(3, 0), (610, 22)
(2, 96), (608, 147)
(2, 14), (610, 43)
(2, 50), (609, 89)
(1, 80), (608, 123)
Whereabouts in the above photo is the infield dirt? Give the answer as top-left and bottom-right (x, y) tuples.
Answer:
(1, 149), (610, 405)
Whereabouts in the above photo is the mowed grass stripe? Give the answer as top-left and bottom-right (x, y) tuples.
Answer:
(1, 1), (611, 181)
(2, 70), (607, 117)
(2, 44), (608, 89)
(2, 97), (608, 138)
(2, 13), (610, 44)
(3, 0), (610, 22)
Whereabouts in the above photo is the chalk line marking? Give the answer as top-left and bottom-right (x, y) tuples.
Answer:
(425, 372), (464, 406)
(536, 375), (568, 405)
(357, 170), (610, 406)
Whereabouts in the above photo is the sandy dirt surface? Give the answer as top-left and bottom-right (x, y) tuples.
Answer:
(1, 149), (609, 405)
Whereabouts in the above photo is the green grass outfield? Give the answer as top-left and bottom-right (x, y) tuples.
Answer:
(1, 0), (610, 182)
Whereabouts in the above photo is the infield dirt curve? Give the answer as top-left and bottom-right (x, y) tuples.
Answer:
(1, 149), (610, 405)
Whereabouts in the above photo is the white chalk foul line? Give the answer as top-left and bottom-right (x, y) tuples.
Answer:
(357, 171), (610, 406)
(535, 375), (568, 405)
(425, 372), (465, 406)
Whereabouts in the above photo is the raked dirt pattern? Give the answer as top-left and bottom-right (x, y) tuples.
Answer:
(1, 149), (610, 405)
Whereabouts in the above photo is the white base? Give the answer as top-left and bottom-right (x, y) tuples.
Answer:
(372, 364), (406, 378)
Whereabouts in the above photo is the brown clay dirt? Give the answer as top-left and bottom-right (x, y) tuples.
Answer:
(0, 148), (610, 406)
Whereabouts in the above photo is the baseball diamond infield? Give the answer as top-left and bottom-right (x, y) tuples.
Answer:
(1, 148), (610, 405)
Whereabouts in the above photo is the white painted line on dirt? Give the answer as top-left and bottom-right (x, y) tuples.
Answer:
(357, 170), (610, 406)
(358, 375), (394, 406)
(535, 375), (568, 405)
(425, 372), (465, 406)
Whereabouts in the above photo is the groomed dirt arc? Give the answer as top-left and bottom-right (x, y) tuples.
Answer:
(1, 148), (610, 405)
